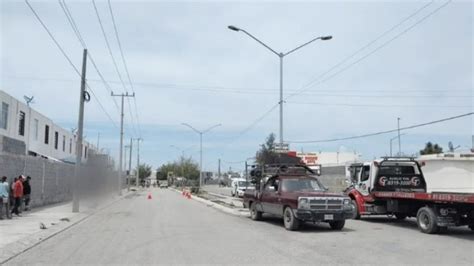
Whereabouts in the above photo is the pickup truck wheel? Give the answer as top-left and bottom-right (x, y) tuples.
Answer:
(351, 200), (360, 220)
(250, 202), (262, 221)
(395, 213), (407, 220)
(469, 225), (474, 231)
(417, 207), (439, 234)
(283, 207), (300, 231)
(329, 220), (345, 230)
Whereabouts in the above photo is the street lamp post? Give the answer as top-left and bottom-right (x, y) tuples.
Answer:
(181, 123), (221, 188)
(170, 145), (194, 178)
(390, 133), (406, 157)
(228, 25), (332, 147)
(397, 117), (401, 156)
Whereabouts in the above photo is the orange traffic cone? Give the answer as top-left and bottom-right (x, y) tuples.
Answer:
(147, 194), (152, 200)
(182, 190), (185, 196)
(186, 192), (191, 199)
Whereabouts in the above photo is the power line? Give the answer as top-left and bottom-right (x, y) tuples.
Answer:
(58, 0), (121, 113)
(25, 0), (118, 130)
(107, 0), (142, 137)
(289, 112), (473, 144)
(286, 101), (472, 109)
(286, 0), (452, 100)
(92, 0), (138, 137)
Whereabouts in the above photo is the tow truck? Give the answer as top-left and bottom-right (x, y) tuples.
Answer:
(243, 164), (355, 231)
(346, 157), (474, 234)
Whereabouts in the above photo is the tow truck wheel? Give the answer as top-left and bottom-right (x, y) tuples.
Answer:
(329, 220), (345, 230)
(417, 207), (439, 234)
(250, 202), (262, 221)
(283, 207), (300, 231)
(469, 225), (474, 231)
(351, 200), (360, 220)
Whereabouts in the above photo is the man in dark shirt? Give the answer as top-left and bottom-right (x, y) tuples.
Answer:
(23, 176), (32, 211)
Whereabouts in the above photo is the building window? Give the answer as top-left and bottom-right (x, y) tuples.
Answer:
(54, 131), (59, 150)
(62, 135), (66, 152)
(69, 138), (72, 154)
(44, 125), (49, 144)
(34, 119), (39, 140)
(18, 111), (26, 136)
(0, 102), (8, 129)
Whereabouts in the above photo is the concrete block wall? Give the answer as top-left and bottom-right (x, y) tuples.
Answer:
(0, 154), (74, 207)
(318, 165), (347, 193)
(0, 135), (26, 155)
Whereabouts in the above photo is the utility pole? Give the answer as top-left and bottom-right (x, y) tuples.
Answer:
(245, 160), (248, 189)
(97, 132), (100, 151)
(218, 158), (221, 185)
(73, 49), (88, 213)
(124, 145), (129, 190)
(129, 138), (133, 178)
(135, 138), (142, 187)
(397, 117), (401, 156)
(111, 91), (135, 196)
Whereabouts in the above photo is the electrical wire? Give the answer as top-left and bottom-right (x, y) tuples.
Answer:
(59, 0), (121, 113)
(107, 0), (142, 137)
(25, 0), (119, 130)
(288, 112), (473, 144)
(92, 0), (138, 137)
(286, 0), (452, 100)
(286, 101), (472, 109)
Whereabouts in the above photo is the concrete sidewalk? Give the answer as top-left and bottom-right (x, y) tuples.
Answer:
(0, 190), (132, 263)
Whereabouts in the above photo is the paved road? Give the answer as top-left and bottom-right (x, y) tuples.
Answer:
(6, 188), (474, 265)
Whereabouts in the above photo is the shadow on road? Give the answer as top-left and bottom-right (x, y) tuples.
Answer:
(254, 215), (356, 233)
(360, 216), (474, 240)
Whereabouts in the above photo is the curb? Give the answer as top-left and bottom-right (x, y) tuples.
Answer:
(170, 187), (249, 218)
(0, 190), (135, 264)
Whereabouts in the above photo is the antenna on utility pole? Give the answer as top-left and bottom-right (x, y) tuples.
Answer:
(111, 91), (135, 196)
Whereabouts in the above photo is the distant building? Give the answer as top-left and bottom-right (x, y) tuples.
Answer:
(0, 90), (96, 162)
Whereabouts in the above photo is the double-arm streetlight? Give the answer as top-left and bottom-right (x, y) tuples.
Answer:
(228, 25), (332, 147)
(181, 123), (222, 188)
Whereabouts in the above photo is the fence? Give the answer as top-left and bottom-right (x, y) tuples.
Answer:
(0, 153), (119, 208)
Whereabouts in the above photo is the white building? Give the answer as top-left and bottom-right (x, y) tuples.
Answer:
(0, 90), (94, 162)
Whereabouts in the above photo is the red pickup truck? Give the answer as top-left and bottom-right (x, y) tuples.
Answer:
(243, 165), (355, 231)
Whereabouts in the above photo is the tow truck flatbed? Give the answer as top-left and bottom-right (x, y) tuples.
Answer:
(373, 191), (474, 204)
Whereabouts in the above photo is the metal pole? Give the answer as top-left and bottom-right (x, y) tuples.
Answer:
(279, 55), (284, 146)
(397, 117), (401, 156)
(73, 49), (87, 212)
(390, 139), (393, 157)
(136, 138), (141, 187)
(218, 158), (221, 185)
(97, 132), (100, 151)
(129, 138), (133, 176)
(245, 160), (248, 189)
(199, 133), (203, 188)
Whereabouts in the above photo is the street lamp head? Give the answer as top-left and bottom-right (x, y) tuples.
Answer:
(321, 36), (332, 41)
(228, 25), (241, 32)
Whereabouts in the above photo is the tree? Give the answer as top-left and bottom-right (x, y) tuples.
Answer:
(255, 133), (302, 165)
(256, 133), (278, 165)
(136, 164), (152, 180)
(156, 156), (199, 180)
(420, 142), (443, 155)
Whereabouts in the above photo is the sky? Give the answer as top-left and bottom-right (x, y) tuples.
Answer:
(1, 0), (472, 172)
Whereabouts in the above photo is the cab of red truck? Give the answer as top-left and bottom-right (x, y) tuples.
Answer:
(346, 157), (474, 234)
(243, 164), (355, 231)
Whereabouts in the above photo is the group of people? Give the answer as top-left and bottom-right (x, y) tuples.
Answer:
(0, 175), (32, 220)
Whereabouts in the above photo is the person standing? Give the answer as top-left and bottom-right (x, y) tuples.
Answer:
(23, 176), (32, 211)
(0, 176), (11, 219)
(11, 176), (23, 216)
